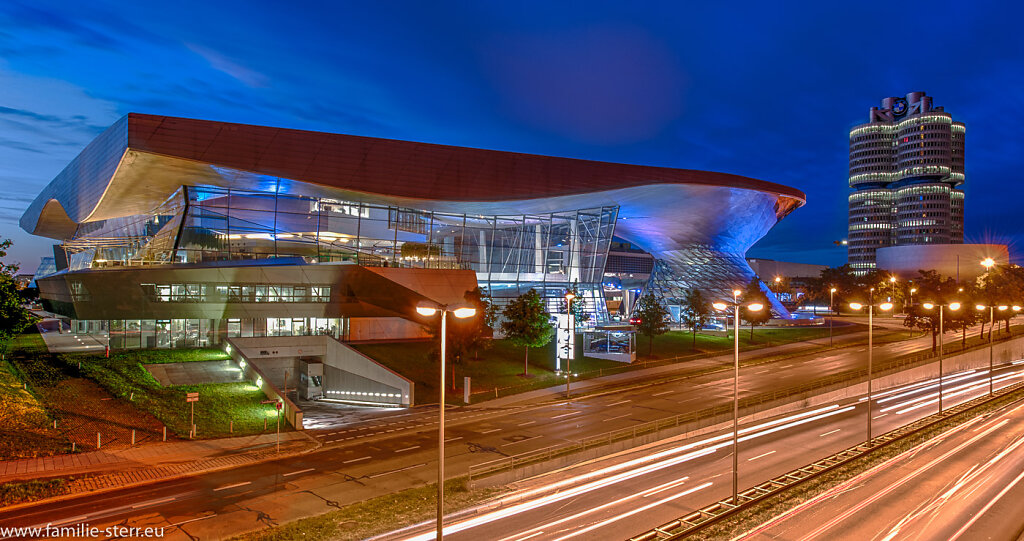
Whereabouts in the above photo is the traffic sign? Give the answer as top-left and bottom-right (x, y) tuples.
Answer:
(260, 399), (277, 404)
(276, 401), (283, 411)
(186, 392), (199, 403)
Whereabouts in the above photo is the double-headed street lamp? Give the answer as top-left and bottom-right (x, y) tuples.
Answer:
(829, 287), (837, 348)
(921, 301), (961, 413)
(712, 294), (764, 505)
(848, 296), (893, 439)
(974, 303), (1022, 395)
(564, 291), (576, 400)
(415, 301), (477, 541)
(889, 276), (897, 317)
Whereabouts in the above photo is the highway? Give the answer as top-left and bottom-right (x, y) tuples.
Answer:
(385, 361), (1024, 541)
(0, 326), (1011, 540)
(737, 391), (1024, 541)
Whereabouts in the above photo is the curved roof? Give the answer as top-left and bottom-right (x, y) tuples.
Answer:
(21, 113), (805, 238)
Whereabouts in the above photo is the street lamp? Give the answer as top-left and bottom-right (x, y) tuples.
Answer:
(889, 276), (897, 317)
(712, 296), (764, 505)
(829, 287), (837, 348)
(848, 298), (893, 439)
(921, 301), (961, 412)
(975, 303), (1007, 395)
(908, 288), (917, 312)
(981, 257), (996, 270)
(415, 300), (477, 540)
(564, 291), (576, 400)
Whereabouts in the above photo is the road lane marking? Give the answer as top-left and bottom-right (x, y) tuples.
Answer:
(819, 429), (841, 437)
(607, 400), (632, 407)
(499, 531), (546, 541)
(606, 414), (631, 421)
(343, 456), (372, 464)
(368, 463), (427, 479)
(283, 468), (315, 477)
(214, 481), (251, 491)
(51, 515), (89, 526)
(517, 420), (536, 426)
(445, 436), (462, 442)
(748, 450), (776, 461)
(873, 413), (888, 419)
(131, 497), (177, 509)
(480, 428), (502, 434)
(395, 445), (420, 453)
(651, 390), (674, 397)
(502, 435), (541, 446)
(551, 411), (582, 420)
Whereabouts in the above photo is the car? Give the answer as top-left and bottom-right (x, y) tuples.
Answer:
(629, 316), (642, 326)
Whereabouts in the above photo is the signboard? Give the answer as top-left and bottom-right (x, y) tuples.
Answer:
(556, 313), (576, 369)
(185, 392), (199, 403)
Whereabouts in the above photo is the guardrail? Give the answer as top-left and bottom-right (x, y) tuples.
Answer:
(629, 378), (1024, 540)
(468, 329), (1022, 483)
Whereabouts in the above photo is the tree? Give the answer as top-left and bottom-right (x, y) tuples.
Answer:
(633, 291), (670, 356)
(423, 287), (497, 389)
(566, 281), (591, 324)
(978, 264), (1024, 337)
(740, 278), (771, 339)
(902, 270), (966, 351)
(0, 238), (35, 359)
(500, 289), (554, 376)
(680, 289), (711, 348)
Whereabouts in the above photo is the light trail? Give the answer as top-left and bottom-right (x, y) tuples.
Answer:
(549, 482), (714, 541)
(398, 405), (855, 541)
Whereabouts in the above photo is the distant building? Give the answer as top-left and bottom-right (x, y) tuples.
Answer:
(876, 244), (1008, 282)
(848, 92), (966, 273)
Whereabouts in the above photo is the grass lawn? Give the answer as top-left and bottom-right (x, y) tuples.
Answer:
(63, 347), (282, 438)
(0, 342), (69, 459)
(230, 478), (505, 541)
(355, 339), (623, 404)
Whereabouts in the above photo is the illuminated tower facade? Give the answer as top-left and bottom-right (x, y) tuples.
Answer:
(847, 92), (965, 273)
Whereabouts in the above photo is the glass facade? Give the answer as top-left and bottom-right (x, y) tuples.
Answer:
(102, 317), (346, 349)
(62, 184), (618, 322)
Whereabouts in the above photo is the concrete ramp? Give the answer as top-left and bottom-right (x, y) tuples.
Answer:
(226, 335), (414, 407)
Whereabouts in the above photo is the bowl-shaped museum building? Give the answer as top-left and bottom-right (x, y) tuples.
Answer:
(21, 114), (804, 349)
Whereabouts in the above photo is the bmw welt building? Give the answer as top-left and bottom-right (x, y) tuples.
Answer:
(21, 114), (804, 350)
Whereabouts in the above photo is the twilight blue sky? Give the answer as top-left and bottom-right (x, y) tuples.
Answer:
(1, 0), (1022, 270)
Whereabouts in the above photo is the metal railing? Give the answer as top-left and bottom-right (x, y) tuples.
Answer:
(468, 328), (1022, 483)
(629, 379), (1024, 540)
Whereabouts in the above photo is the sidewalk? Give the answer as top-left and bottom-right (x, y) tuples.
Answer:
(0, 432), (317, 488)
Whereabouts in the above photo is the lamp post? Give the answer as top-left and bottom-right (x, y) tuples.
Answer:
(849, 298), (893, 439)
(889, 276), (897, 317)
(415, 301), (477, 541)
(713, 295), (764, 505)
(829, 287), (836, 348)
(974, 303), (1006, 395)
(564, 291), (576, 400)
(908, 288), (916, 313)
(922, 301), (960, 413)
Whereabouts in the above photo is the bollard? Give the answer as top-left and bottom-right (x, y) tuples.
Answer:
(129, 392), (134, 401)
(97, 432), (101, 449)
(71, 442), (76, 452)
(264, 417), (268, 430)
(163, 426), (167, 441)
(131, 429), (136, 446)
(53, 420), (57, 429)
(230, 420), (233, 433)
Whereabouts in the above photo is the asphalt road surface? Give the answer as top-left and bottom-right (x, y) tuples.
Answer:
(737, 392), (1024, 541)
(0, 328), (1011, 540)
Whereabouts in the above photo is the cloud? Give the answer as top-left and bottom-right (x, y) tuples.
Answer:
(185, 43), (269, 88)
